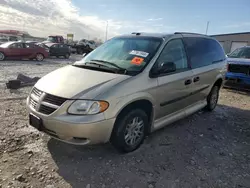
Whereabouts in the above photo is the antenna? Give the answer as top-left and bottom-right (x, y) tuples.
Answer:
(206, 21), (210, 35)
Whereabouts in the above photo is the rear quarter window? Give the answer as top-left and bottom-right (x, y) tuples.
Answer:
(183, 37), (225, 69)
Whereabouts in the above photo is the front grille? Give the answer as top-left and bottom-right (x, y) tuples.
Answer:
(30, 98), (38, 109)
(29, 87), (68, 115)
(43, 94), (67, 106)
(31, 87), (43, 98)
(39, 104), (56, 115)
(228, 64), (250, 75)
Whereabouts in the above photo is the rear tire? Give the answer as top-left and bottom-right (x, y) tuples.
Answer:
(0, 52), (5, 61)
(110, 109), (148, 153)
(36, 53), (44, 61)
(206, 86), (219, 111)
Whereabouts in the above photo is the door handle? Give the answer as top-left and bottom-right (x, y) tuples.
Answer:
(184, 79), (192, 85)
(193, 77), (200, 82)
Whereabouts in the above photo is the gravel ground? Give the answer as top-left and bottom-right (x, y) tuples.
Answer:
(0, 58), (249, 188)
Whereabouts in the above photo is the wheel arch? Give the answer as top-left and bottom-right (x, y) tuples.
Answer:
(0, 51), (5, 60)
(213, 76), (223, 89)
(112, 97), (155, 134)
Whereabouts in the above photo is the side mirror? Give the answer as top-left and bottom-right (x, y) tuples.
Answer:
(149, 62), (176, 78)
(159, 62), (176, 74)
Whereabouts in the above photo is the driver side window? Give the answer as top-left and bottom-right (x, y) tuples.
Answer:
(156, 39), (188, 73)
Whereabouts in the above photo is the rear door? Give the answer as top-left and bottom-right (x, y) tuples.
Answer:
(22, 43), (35, 58)
(183, 37), (226, 102)
(152, 38), (195, 120)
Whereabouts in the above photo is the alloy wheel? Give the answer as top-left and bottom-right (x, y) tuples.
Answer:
(210, 88), (218, 109)
(36, 54), (44, 61)
(124, 116), (144, 146)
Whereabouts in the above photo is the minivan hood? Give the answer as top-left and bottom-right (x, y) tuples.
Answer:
(227, 58), (250, 65)
(35, 65), (130, 99)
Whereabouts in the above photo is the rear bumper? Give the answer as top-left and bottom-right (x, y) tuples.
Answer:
(224, 72), (250, 89)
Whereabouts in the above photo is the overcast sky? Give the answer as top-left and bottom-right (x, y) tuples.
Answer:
(0, 0), (250, 40)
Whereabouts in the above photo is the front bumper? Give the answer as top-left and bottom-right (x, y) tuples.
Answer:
(26, 97), (116, 145)
(224, 72), (250, 89)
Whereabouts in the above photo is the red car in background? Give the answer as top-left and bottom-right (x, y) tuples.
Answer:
(0, 42), (49, 61)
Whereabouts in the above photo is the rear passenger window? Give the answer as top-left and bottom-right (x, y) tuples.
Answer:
(183, 37), (225, 69)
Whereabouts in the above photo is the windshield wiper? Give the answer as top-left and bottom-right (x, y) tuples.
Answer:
(73, 64), (117, 73)
(90, 59), (126, 70)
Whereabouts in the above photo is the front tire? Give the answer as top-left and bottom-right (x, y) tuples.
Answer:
(111, 109), (148, 153)
(206, 85), (219, 111)
(64, 53), (70, 59)
(0, 52), (5, 61)
(36, 53), (44, 61)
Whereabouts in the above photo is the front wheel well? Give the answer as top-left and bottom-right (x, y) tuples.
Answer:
(37, 53), (44, 57)
(213, 78), (223, 89)
(0, 51), (5, 60)
(114, 100), (153, 134)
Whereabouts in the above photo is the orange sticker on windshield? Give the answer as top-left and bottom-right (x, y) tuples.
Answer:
(131, 57), (144, 65)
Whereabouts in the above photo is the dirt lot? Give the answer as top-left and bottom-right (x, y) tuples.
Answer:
(0, 58), (249, 188)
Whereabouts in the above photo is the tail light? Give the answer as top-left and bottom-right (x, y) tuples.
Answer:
(226, 63), (229, 72)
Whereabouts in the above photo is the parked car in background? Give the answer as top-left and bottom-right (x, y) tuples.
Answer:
(27, 32), (227, 153)
(26, 41), (39, 44)
(225, 46), (250, 87)
(43, 36), (64, 44)
(0, 38), (8, 45)
(0, 42), (49, 61)
(78, 39), (97, 50)
(46, 43), (71, 59)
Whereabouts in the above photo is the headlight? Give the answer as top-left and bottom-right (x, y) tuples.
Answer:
(68, 100), (109, 115)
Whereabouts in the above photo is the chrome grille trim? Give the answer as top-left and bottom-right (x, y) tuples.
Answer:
(31, 87), (43, 97)
(29, 87), (67, 115)
(29, 98), (38, 109)
(30, 93), (39, 102)
(41, 101), (60, 109)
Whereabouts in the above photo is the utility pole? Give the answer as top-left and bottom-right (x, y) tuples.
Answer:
(105, 21), (108, 41)
(206, 21), (210, 35)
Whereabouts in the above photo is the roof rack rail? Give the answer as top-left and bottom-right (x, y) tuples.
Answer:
(131, 32), (141, 36)
(174, 32), (207, 36)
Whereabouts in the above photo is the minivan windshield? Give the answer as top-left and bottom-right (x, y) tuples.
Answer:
(74, 36), (162, 74)
(228, 47), (250, 59)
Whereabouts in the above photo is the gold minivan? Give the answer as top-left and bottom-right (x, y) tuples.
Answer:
(27, 32), (227, 152)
